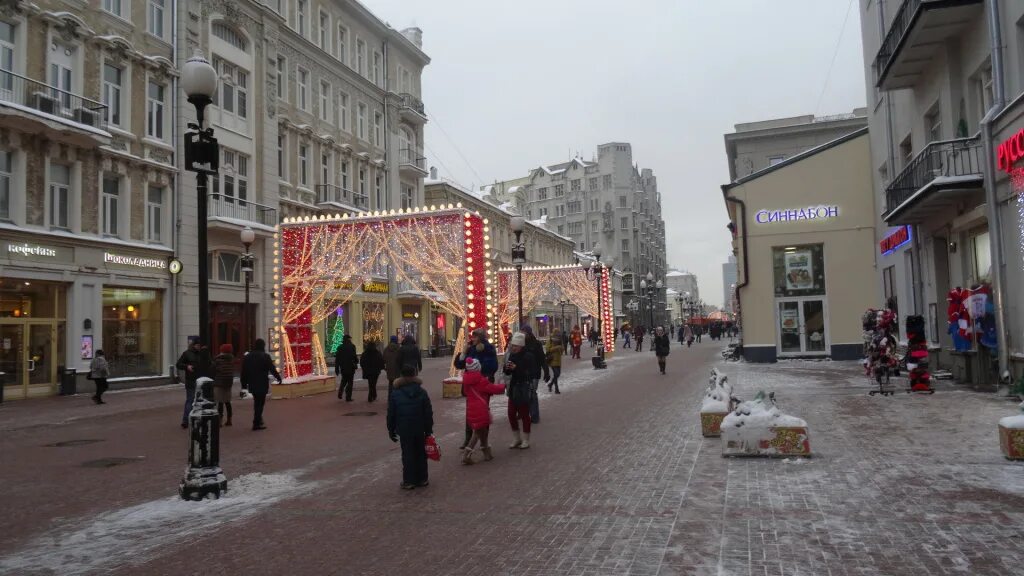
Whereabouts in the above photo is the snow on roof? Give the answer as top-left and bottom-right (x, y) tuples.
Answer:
(507, 185), (522, 194)
(528, 215), (548, 226)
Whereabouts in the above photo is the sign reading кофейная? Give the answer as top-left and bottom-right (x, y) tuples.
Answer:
(754, 206), (839, 225)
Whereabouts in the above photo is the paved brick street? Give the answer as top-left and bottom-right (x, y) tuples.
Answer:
(1, 342), (1023, 576)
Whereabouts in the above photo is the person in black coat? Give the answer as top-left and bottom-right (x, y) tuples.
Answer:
(335, 335), (359, 401)
(387, 364), (434, 489)
(653, 326), (671, 375)
(504, 332), (536, 449)
(520, 326), (549, 424)
(239, 338), (282, 430)
(360, 340), (385, 402)
(398, 335), (422, 375)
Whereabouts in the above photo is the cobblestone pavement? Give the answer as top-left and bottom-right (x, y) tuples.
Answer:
(1, 342), (1023, 576)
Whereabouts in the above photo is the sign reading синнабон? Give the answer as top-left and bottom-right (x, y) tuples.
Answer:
(754, 206), (839, 224)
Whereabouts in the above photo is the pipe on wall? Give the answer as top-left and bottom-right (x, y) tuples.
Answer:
(722, 191), (749, 340)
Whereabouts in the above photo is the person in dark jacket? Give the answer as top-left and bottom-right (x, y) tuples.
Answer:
(240, 338), (282, 430)
(504, 332), (536, 449)
(335, 335), (359, 401)
(88, 350), (110, 404)
(360, 340), (385, 402)
(520, 325), (549, 424)
(382, 335), (401, 393)
(653, 326), (671, 375)
(212, 343), (235, 426)
(398, 335), (422, 375)
(453, 328), (499, 449)
(387, 364), (434, 489)
(176, 339), (211, 429)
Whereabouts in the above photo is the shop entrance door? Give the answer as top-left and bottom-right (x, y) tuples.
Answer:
(776, 299), (828, 357)
(0, 322), (58, 400)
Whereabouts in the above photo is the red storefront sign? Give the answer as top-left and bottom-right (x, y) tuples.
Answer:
(997, 128), (1024, 174)
(880, 225), (912, 255)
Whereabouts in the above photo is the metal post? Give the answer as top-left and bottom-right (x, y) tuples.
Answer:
(242, 245), (252, 353)
(179, 378), (227, 500)
(516, 264), (524, 329)
(197, 168), (209, 348)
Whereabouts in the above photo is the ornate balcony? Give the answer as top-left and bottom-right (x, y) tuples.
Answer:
(315, 184), (368, 212)
(207, 194), (278, 228)
(397, 93), (427, 125)
(873, 0), (982, 90)
(399, 148), (428, 177)
(0, 70), (109, 146)
(883, 137), (984, 224)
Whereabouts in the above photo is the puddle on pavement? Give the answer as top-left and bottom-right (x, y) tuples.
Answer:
(46, 439), (105, 448)
(80, 457), (145, 468)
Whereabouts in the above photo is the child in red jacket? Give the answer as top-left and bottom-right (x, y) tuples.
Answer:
(462, 357), (506, 464)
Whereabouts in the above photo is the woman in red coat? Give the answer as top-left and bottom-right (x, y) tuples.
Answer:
(461, 357), (506, 464)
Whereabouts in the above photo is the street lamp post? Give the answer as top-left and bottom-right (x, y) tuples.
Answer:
(676, 293), (685, 327)
(645, 272), (655, 331)
(510, 216), (526, 330)
(582, 245), (606, 366)
(240, 227), (255, 355)
(558, 298), (569, 335)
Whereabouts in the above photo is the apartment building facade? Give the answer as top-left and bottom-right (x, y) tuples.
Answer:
(482, 142), (668, 326)
(858, 0), (1024, 388)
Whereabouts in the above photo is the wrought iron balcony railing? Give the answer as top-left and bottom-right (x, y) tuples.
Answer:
(399, 149), (427, 172)
(884, 136), (983, 215)
(397, 93), (425, 116)
(316, 184), (368, 210)
(208, 193), (277, 226)
(0, 69), (108, 130)
(874, 0), (920, 85)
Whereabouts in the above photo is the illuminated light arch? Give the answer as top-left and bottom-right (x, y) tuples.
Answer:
(273, 207), (491, 380)
(495, 265), (614, 354)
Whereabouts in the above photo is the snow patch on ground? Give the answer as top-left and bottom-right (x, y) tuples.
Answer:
(0, 470), (319, 576)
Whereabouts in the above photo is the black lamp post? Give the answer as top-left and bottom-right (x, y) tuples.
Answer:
(645, 272), (655, 329)
(675, 293), (685, 327)
(582, 245), (605, 365)
(558, 298), (570, 335)
(182, 52), (219, 349)
(240, 226), (255, 355)
(510, 216), (526, 330)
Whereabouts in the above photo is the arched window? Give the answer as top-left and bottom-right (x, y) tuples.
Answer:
(208, 251), (241, 282)
(212, 22), (248, 51)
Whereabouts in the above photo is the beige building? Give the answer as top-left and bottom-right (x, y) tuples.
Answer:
(723, 129), (876, 362)
(0, 1), (178, 399)
(858, 0), (1024, 388)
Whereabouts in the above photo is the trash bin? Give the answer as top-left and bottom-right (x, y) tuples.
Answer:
(59, 366), (77, 396)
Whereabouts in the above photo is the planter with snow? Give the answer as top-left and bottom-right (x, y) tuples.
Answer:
(998, 402), (1024, 460)
(722, 391), (811, 457)
(442, 377), (463, 399)
(701, 370), (733, 437)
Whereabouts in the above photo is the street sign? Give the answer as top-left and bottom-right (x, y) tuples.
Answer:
(626, 298), (639, 311)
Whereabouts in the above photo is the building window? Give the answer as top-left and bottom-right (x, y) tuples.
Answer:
(621, 238), (629, 254)
(590, 198), (598, 211)
(358, 166), (367, 199)
(212, 22), (247, 51)
(336, 24), (348, 64)
(926, 103), (942, 142)
(49, 163), (70, 229)
(318, 10), (330, 51)
(539, 207), (548, 217)
(567, 201), (581, 214)
(103, 0), (125, 18)
(319, 80), (330, 122)
(768, 155), (785, 166)
(972, 230), (991, 283)
(356, 38), (366, 75)
(298, 144), (309, 186)
(214, 58), (247, 119)
(772, 244), (826, 297)
(372, 51), (382, 87)
(357, 102), (367, 140)
(588, 177), (597, 191)
(297, 67), (309, 111)
(899, 135), (913, 169)
(882, 265), (896, 315)
(976, 66), (993, 125)
(209, 252), (242, 282)
(557, 225), (564, 234)
(277, 134), (287, 180)
(556, 205), (565, 217)
(147, 81), (166, 139)
(373, 111), (383, 147)
(554, 184), (564, 196)
(146, 185), (164, 243)
(276, 55), (287, 100)
(620, 216), (628, 230)
(321, 152), (330, 185)
(571, 179), (580, 192)
(102, 288), (163, 377)
(619, 195), (627, 208)
(0, 22), (15, 92)
(296, 0), (307, 37)
(148, 0), (165, 38)
(212, 149), (249, 200)
(102, 174), (120, 236)
(340, 160), (349, 190)
(375, 171), (383, 208)
(591, 220), (598, 233)
(602, 174), (611, 189)
(102, 63), (123, 127)
(400, 67), (412, 93)
(401, 184), (414, 209)
(0, 150), (10, 221)
(338, 91), (349, 131)
(537, 187), (548, 200)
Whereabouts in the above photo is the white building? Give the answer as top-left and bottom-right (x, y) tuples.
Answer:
(722, 255), (738, 313)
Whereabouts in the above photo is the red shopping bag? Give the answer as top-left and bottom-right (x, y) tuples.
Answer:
(425, 435), (441, 461)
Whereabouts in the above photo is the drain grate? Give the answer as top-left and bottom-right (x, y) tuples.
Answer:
(344, 411), (378, 417)
(80, 456), (144, 468)
(46, 439), (105, 448)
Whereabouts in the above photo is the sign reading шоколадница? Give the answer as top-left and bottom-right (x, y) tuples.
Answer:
(754, 206), (839, 225)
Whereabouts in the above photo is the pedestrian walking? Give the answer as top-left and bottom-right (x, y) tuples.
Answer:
(399, 335), (423, 375)
(335, 335), (359, 401)
(521, 326), (549, 424)
(460, 357), (505, 465)
(176, 339), (210, 429)
(677, 325), (685, 344)
(570, 326), (583, 359)
(546, 330), (563, 394)
(634, 325), (645, 353)
(504, 332), (536, 449)
(240, 338), (282, 431)
(454, 328), (499, 450)
(88, 350), (109, 404)
(683, 324), (694, 348)
(695, 324), (703, 343)
(653, 326), (671, 375)
(624, 328), (632, 349)
(387, 364), (434, 489)
(383, 335), (401, 394)
(212, 344), (235, 426)
(360, 340), (385, 402)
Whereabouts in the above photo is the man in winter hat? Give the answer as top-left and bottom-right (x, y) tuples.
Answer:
(503, 332), (536, 449)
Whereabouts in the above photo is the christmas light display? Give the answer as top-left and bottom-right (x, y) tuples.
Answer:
(275, 206), (492, 379)
(1014, 167), (1024, 272)
(496, 265), (614, 354)
(327, 306), (345, 353)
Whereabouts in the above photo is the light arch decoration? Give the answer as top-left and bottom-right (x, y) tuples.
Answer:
(273, 206), (493, 379)
(495, 264), (614, 354)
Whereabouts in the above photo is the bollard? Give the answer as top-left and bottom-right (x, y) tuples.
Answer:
(179, 377), (228, 500)
(591, 343), (607, 369)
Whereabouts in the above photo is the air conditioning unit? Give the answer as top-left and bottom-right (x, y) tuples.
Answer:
(73, 108), (99, 127)
(32, 92), (57, 114)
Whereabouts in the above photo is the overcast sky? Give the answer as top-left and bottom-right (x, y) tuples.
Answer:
(364, 0), (867, 307)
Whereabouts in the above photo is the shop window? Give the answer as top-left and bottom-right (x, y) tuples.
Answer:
(363, 302), (384, 344)
(772, 244), (825, 297)
(882, 265), (897, 316)
(971, 230), (991, 284)
(102, 288), (162, 377)
(208, 251), (241, 283)
(0, 280), (65, 318)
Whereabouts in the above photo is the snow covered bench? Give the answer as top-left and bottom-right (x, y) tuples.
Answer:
(998, 402), (1024, 460)
(721, 391), (811, 457)
(700, 369), (734, 437)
